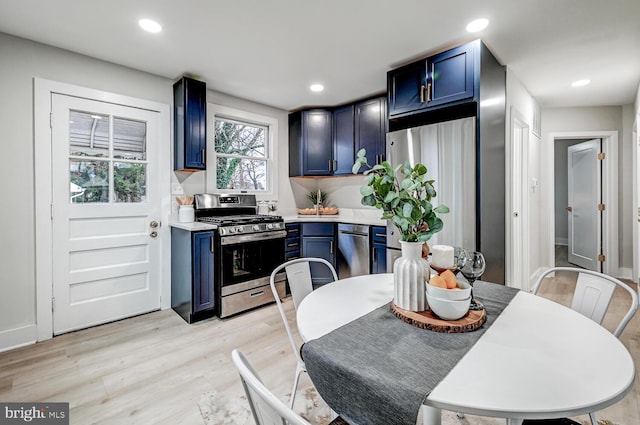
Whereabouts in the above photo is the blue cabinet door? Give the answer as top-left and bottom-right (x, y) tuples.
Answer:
(332, 104), (355, 175)
(370, 226), (387, 274)
(387, 61), (428, 117)
(192, 231), (214, 313)
(174, 77), (206, 170)
(355, 97), (386, 171)
(426, 43), (475, 107)
(302, 110), (333, 175)
(371, 243), (387, 274)
(302, 236), (336, 286)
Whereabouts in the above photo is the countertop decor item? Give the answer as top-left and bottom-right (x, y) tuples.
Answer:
(353, 148), (449, 311)
(176, 195), (195, 223)
(307, 190), (328, 207)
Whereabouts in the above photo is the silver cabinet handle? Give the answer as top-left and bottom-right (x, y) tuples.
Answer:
(149, 231), (158, 238)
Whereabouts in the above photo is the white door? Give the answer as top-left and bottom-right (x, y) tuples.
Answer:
(51, 94), (161, 334)
(510, 113), (530, 290)
(567, 139), (601, 271)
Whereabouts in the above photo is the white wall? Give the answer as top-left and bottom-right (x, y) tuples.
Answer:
(505, 69), (543, 287)
(0, 32), (292, 350)
(540, 106), (631, 271)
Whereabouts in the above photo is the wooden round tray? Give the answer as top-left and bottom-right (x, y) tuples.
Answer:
(391, 302), (486, 333)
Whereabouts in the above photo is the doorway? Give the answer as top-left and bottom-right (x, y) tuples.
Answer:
(545, 131), (619, 277)
(34, 79), (171, 341)
(554, 138), (603, 271)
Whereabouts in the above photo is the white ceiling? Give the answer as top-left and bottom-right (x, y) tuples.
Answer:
(0, 0), (638, 111)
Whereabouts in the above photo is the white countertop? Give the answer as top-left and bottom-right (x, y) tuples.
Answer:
(169, 208), (386, 231)
(282, 208), (386, 227)
(169, 220), (217, 231)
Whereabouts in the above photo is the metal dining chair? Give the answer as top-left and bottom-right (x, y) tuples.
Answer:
(523, 267), (639, 425)
(269, 257), (338, 408)
(232, 349), (349, 425)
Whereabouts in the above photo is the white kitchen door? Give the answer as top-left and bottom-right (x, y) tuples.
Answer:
(51, 94), (161, 334)
(567, 139), (602, 271)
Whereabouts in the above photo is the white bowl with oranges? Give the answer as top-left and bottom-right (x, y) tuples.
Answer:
(426, 270), (472, 320)
(426, 270), (471, 300)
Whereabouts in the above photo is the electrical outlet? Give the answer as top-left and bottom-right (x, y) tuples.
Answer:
(172, 183), (184, 195)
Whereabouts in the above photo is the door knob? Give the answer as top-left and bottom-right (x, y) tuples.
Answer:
(150, 231), (158, 238)
(150, 221), (159, 228)
(566, 207), (573, 212)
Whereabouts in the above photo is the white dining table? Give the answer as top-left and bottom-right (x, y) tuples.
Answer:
(296, 273), (636, 425)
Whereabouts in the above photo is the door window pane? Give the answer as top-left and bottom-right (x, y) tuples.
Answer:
(114, 162), (147, 203)
(69, 111), (109, 157)
(114, 117), (147, 160)
(69, 111), (148, 204)
(69, 160), (110, 203)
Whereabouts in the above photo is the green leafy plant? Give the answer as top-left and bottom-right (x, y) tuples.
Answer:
(352, 149), (449, 242)
(307, 190), (328, 207)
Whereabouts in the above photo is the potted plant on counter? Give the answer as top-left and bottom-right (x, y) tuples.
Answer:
(352, 149), (449, 311)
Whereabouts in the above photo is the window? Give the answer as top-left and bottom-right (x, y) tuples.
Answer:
(207, 105), (278, 196)
(215, 118), (267, 190)
(68, 110), (147, 203)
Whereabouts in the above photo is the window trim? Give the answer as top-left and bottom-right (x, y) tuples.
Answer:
(206, 104), (278, 200)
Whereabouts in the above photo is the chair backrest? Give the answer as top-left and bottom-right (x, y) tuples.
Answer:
(531, 267), (639, 338)
(269, 258), (338, 364)
(231, 349), (311, 425)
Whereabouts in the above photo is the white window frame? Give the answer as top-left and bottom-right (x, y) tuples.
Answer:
(206, 104), (278, 200)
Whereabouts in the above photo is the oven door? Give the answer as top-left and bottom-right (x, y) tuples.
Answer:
(219, 230), (286, 287)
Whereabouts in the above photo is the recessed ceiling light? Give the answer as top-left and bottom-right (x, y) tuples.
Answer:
(466, 18), (489, 33)
(310, 84), (324, 92)
(571, 79), (591, 87)
(139, 18), (162, 33)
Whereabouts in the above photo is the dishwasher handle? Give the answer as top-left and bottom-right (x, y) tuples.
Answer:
(338, 230), (369, 237)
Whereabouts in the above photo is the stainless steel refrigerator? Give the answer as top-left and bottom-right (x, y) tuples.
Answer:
(386, 117), (478, 271)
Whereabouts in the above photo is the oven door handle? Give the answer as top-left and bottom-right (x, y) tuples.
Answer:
(220, 230), (287, 245)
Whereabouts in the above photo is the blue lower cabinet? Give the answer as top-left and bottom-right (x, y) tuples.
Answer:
(171, 228), (216, 323)
(301, 223), (337, 286)
(370, 226), (387, 274)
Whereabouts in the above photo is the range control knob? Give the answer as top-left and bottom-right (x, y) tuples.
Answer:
(228, 227), (236, 234)
(253, 225), (261, 231)
(236, 226), (244, 233)
(267, 223), (274, 229)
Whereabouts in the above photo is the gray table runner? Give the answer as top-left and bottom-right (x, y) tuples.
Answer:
(301, 281), (520, 425)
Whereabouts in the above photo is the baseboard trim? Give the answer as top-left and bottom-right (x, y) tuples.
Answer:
(0, 324), (37, 353)
(618, 267), (633, 281)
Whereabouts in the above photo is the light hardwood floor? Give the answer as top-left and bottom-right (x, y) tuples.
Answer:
(1, 278), (638, 425)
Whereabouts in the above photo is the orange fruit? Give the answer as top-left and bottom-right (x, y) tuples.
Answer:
(441, 270), (457, 289)
(429, 275), (447, 288)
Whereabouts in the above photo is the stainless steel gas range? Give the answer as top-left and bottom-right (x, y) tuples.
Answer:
(194, 194), (286, 318)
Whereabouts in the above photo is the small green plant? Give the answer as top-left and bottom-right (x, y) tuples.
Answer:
(352, 149), (449, 242)
(307, 190), (328, 207)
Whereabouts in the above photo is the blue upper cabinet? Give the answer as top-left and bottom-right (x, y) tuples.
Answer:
(289, 109), (333, 176)
(174, 77), (206, 171)
(427, 43), (475, 107)
(387, 40), (478, 119)
(387, 61), (428, 117)
(289, 96), (387, 177)
(355, 96), (386, 171)
(332, 104), (355, 176)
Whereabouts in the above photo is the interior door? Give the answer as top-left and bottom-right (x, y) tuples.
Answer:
(51, 94), (161, 334)
(567, 139), (601, 271)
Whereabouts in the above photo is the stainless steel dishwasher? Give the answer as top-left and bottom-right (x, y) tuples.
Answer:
(337, 223), (370, 279)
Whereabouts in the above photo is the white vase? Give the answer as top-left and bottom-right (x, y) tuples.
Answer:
(178, 205), (194, 222)
(394, 241), (429, 311)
